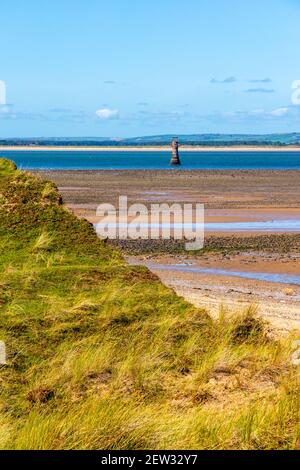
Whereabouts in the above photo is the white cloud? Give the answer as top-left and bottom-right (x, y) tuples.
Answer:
(248, 78), (272, 83)
(210, 76), (236, 84)
(270, 107), (289, 117)
(95, 108), (119, 120)
(244, 88), (274, 93)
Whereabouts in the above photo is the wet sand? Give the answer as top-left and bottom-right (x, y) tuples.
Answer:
(37, 169), (300, 237)
(34, 168), (300, 334)
(34, 168), (300, 215)
(129, 253), (300, 335)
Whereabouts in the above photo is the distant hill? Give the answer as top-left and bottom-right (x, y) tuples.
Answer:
(125, 133), (300, 146)
(1, 133), (300, 147)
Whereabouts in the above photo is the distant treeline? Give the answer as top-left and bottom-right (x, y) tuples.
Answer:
(1, 133), (300, 147)
(1, 139), (300, 147)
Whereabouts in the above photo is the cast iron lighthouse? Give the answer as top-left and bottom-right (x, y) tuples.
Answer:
(170, 137), (181, 165)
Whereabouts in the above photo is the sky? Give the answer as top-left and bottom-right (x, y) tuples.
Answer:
(0, 0), (300, 138)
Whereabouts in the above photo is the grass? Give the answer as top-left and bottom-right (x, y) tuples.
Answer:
(0, 157), (299, 450)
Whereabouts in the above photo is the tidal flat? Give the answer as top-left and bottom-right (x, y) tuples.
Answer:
(37, 168), (300, 333)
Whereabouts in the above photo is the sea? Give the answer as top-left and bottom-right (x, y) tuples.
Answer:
(1, 150), (300, 170)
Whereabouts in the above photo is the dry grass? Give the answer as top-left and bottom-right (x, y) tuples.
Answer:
(0, 158), (299, 450)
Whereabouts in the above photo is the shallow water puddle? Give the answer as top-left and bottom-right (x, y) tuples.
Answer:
(205, 219), (300, 232)
(146, 263), (300, 286)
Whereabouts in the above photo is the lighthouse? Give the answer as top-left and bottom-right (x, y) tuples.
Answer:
(170, 138), (181, 166)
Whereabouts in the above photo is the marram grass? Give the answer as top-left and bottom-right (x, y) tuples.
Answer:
(0, 158), (299, 450)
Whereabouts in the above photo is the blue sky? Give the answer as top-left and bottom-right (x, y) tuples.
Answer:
(0, 0), (300, 137)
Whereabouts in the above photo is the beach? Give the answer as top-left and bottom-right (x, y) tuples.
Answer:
(3, 0), (300, 452)
(35, 168), (300, 333)
(129, 252), (300, 335)
(35, 168), (300, 219)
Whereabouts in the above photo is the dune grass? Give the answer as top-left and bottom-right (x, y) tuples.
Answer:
(0, 158), (299, 450)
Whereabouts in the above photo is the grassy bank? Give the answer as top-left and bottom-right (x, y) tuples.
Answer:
(0, 158), (299, 450)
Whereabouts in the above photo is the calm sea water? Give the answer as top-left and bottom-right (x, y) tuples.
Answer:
(1, 150), (300, 170)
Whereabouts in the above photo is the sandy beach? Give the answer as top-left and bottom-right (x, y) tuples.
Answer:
(36, 168), (300, 334)
(1, 145), (300, 152)
(35, 168), (300, 220)
(129, 253), (300, 335)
